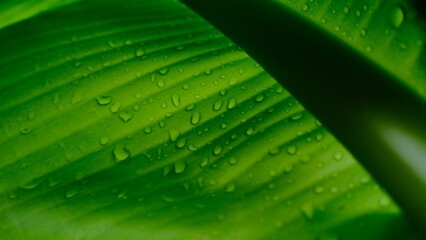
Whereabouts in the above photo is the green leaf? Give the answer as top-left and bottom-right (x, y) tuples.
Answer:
(0, 0), (422, 239)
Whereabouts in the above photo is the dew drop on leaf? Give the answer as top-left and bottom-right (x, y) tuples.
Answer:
(20, 127), (32, 135)
(388, 4), (405, 29)
(286, 145), (297, 155)
(245, 127), (254, 136)
(157, 79), (165, 88)
(228, 156), (238, 165)
(333, 151), (343, 161)
(174, 161), (186, 173)
(96, 96), (112, 105)
(171, 94), (181, 107)
(135, 49), (145, 57)
(227, 98), (236, 109)
(300, 203), (314, 221)
(113, 145), (130, 161)
(225, 183), (236, 192)
(213, 100), (223, 111)
(157, 67), (169, 75)
(110, 101), (121, 113)
(190, 112), (201, 125)
(169, 129), (180, 142)
(119, 111), (133, 122)
(99, 136), (110, 145)
(143, 126), (152, 134)
(212, 144), (223, 156)
(176, 138), (187, 149)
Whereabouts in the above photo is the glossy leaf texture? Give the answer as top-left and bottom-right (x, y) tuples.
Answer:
(0, 0), (423, 239)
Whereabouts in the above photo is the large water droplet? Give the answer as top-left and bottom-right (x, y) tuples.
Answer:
(213, 100), (223, 111)
(388, 5), (405, 29)
(169, 129), (180, 142)
(113, 145), (130, 161)
(135, 49), (145, 57)
(191, 112), (201, 125)
(286, 146), (297, 155)
(158, 67), (169, 75)
(171, 94), (181, 107)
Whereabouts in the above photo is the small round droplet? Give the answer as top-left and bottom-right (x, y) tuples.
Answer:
(286, 146), (297, 155)
(388, 5), (405, 29)
(135, 49), (145, 57)
(96, 96), (112, 105)
(290, 113), (303, 121)
(176, 138), (187, 149)
(245, 127), (254, 136)
(225, 183), (236, 192)
(200, 157), (209, 167)
(254, 94), (265, 103)
(113, 145), (130, 161)
(99, 136), (110, 145)
(20, 127), (32, 135)
(228, 156), (238, 165)
(333, 151), (343, 161)
(157, 79), (165, 88)
(379, 196), (391, 207)
(143, 126), (152, 134)
(212, 144), (223, 156)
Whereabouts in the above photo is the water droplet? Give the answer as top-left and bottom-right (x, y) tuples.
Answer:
(191, 112), (201, 125)
(185, 103), (195, 111)
(174, 161), (186, 173)
(314, 186), (325, 194)
(343, 6), (350, 14)
(171, 94), (181, 107)
(286, 146), (297, 155)
(225, 183), (236, 192)
(245, 127), (254, 136)
(204, 68), (212, 75)
(360, 28), (367, 37)
(110, 101), (121, 113)
(20, 127), (32, 135)
(290, 113), (303, 121)
(213, 100), (223, 111)
(135, 49), (145, 57)
(212, 144), (223, 156)
(169, 129), (180, 142)
(143, 126), (152, 134)
(200, 157), (209, 167)
(176, 138), (187, 149)
(379, 196), (391, 207)
(65, 189), (78, 199)
(8, 192), (18, 199)
(302, 4), (309, 11)
(388, 5), (405, 29)
(113, 145), (130, 161)
(365, 45), (373, 52)
(19, 179), (42, 190)
(157, 79), (165, 88)
(228, 156), (238, 165)
(158, 68), (169, 75)
(27, 111), (36, 120)
(117, 191), (128, 200)
(333, 151), (343, 161)
(219, 89), (227, 96)
(119, 111), (133, 122)
(315, 133), (323, 141)
(99, 136), (110, 145)
(300, 203), (314, 220)
(268, 147), (280, 155)
(96, 96), (112, 105)
(254, 94), (265, 103)
(227, 98), (236, 109)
